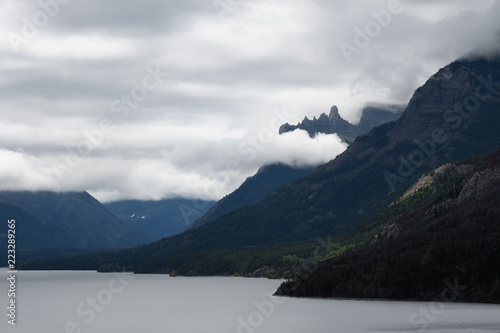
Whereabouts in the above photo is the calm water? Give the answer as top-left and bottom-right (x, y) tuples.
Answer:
(1, 269), (499, 333)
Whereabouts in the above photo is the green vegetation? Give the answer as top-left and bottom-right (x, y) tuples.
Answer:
(16, 57), (500, 306)
(190, 163), (313, 229)
(276, 149), (500, 303)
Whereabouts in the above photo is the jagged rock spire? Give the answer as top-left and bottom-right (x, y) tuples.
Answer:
(329, 106), (340, 120)
(278, 104), (404, 144)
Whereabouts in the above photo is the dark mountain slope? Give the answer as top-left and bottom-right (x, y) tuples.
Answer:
(0, 202), (104, 261)
(0, 203), (79, 250)
(275, 148), (500, 303)
(19, 56), (500, 273)
(129, 56), (500, 263)
(191, 106), (404, 230)
(284, 56), (500, 238)
(189, 163), (313, 229)
(193, 57), (500, 243)
(105, 198), (215, 240)
(0, 191), (150, 250)
(279, 105), (404, 144)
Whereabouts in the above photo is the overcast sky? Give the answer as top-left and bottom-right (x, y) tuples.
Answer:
(0, 0), (499, 202)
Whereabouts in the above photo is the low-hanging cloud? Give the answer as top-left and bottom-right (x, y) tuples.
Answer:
(0, 129), (346, 203)
(0, 0), (499, 202)
(96, 129), (348, 202)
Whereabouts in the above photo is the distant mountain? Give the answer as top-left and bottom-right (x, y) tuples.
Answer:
(191, 107), (402, 230)
(23, 56), (500, 274)
(104, 198), (215, 240)
(275, 147), (500, 302)
(189, 163), (313, 229)
(0, 202), (80, 250)
(162, 56), (500, 249)
(279, 105), (404, 144)
(0, 191), (150, 260)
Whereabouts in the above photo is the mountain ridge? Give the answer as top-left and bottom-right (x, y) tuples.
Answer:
(275, 147), (500, 302)
(191, 105), (404, 230)
(105, 198), (215, 240)
(189, 163), (313, 229)
(0, 191), (150, 260)
(18, 56), (500, 282)
(124, 55), (500, 267)
(279, 104), (404, 144)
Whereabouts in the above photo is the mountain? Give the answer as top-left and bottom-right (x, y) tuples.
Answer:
(169, 56), (500, 248)
(189, 163), (313, 229)
(0, 191), (150, 260)
(279, 105), (404, 144)
(0, 202), (81, 249)
(191, 106), (404, 230)
(20, 56), (500, 276)
(104, 198), (215, 240)
(275, 147), (500, 302)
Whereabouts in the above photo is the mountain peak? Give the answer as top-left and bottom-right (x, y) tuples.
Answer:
(279, 104), (403, 144)
(329, 105), (340, 120)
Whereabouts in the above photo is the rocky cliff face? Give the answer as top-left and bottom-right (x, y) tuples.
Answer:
(279, 105), (404, 144)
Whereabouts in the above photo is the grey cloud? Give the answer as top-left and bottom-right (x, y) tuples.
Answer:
(18, 0), (212, 37)
(0, 0), (499, 201)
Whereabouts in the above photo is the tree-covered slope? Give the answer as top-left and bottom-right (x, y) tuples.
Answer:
(18, 56), (500, 274)
(180, 56), (500, 247)
(0, 191), (150, 253)
(104, 198), (215, 240)
(0, 202), (87, 261)
(275, 148), (500, 303)
(190, 163), (313, 229)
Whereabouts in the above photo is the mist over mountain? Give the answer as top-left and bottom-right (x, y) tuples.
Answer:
(105, 198), (215, 240)
(191, 105), (406, 230)
(189, 163), (314, 229)
(21, 55), (500, 287)
(280, 105), (404, 144)
(0, 191), (150, 260)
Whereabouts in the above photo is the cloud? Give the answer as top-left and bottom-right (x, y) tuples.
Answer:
(91, 129), (347, 202)
(0, 0), (499, 202)
(0, 149), (56, 191)
(0, 129), (346, 203)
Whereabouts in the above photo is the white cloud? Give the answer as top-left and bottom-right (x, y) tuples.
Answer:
(85, 129), (347, 203)
(0, 0), (499, 202)
(0, 149), (57, 191)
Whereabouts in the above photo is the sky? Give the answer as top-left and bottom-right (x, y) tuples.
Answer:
(0, 0), (499, 203)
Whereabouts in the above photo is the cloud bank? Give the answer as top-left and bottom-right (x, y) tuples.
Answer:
(0, 0), (499, 201)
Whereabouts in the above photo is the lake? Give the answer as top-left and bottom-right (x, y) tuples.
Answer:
(1, 269), (499, 333)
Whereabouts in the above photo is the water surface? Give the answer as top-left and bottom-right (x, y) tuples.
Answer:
(1, 269), (499, 333)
